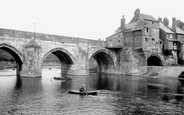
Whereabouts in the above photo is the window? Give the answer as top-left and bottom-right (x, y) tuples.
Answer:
(145, 38), (149, 42)
(118, 40), (120, 42)
(118, 34), (120, 37)
(145, 27), (149, 33)
(144, 22), (148, 25)
(166, 34), (169, 38)
(160, 41), (162, 44)
(152, 38), (155, 41)
(152, 22), (154, 24)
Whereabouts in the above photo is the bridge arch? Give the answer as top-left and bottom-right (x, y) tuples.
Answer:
(147, 54), (163, 66)
(0, 43), (24, 75)
(89, 49), (115, 73)
(41, 48), (75, 75)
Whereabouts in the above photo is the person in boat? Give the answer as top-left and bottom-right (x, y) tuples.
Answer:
(79, 85), (86, 93)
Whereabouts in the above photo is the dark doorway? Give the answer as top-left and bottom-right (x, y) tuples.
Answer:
(147, 56), (163, 66)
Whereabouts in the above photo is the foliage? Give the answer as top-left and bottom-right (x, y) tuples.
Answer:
(0, 49), (14, 61)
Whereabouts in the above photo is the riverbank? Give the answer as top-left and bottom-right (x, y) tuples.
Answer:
(143, 66), (184, 78)
(158, 66), (184, 77)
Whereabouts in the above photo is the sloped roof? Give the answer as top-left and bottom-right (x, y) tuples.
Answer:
(139, 13), (157, 21)
(176, 26), (184, 34)
(134, 20), (144, 30)
(25, 39), (41, 48)
(115, 27), (122, 33)
(108, 19), (145, 38)
(130, 13), (158, 23)
(115, 21), (142, 33)
(125, 22), (137, 30)
(168, 25), (184, 34)
(159, 22), (174, 33)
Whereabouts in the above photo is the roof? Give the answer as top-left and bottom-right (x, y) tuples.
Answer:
(115, 27), (122, 33)
(130, 13), (158, 23)
(115, 21), (142, 32)
(125, 22), (137, 30)
(134, 20), (144, 30)
(139, 13), (158, 22)
(25, 39), (41, 48)
(109, 21), (144, 38)
(168, 25), (184, 35)
(176, 27), (184, 34)
(159, 22), (174, 33)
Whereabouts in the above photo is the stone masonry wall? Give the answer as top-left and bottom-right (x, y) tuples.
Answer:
(0, 28), (108, 77)
(121, 47), (147, 75)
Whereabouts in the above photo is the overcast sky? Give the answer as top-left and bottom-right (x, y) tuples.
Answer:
(0, 0), (183, 40)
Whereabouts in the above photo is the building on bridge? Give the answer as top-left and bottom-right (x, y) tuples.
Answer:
(2, 8), (184, 77)
(106, 8), (163, 67)
(106, 8), (184, 67)
(157, 17), (184, 65)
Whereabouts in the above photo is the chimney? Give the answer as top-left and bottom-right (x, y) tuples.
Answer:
(177, 20), (181, 28)
(172, 17), (177, 32)
(158, 17), (162, 22)
(163, 17), (169, 26)
(133, 8), (140, 22)
(134, 8), (140, 16)
(180, 21), (184, 30)
(120, 15), (126, 31)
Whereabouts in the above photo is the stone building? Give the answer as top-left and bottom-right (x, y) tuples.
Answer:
(171, 17), (184, 65)
(159, 18), (178, 65)
(158, 17), (184, 65)
(106, 9), (163, 68)
(106, 8), (184, 69)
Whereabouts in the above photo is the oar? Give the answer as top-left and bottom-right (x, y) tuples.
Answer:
(85, 90), (88, 95)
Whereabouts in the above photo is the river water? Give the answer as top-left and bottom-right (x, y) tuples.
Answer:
(0, 68), (184, 115)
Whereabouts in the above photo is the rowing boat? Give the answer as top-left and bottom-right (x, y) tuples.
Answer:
(54, 77), (72, 81)
(68, 90), (98, 95)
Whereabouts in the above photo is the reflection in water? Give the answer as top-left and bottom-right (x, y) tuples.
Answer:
(175, 80), (184, 102)
(161, 87), (169, 102)
(15, 75), (22, 89)
(0, 69), (184, 114)
(97, 73), (109, 90)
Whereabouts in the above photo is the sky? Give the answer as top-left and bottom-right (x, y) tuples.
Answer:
(0, 0), (183, 40)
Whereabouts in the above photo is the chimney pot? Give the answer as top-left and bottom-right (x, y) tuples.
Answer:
(158, 17), (162, 22)
(120, 15), (126, 31)
(177, 20), (181, 28)
(172, 17), (176, 32)
(134, 8), (140, 16)
(163, 17), (169, 26)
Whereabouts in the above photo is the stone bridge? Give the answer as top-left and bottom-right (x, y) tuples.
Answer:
(0, 28), (117, 77)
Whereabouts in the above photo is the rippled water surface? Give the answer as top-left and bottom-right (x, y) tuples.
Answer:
(0, 68), (184, 115)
